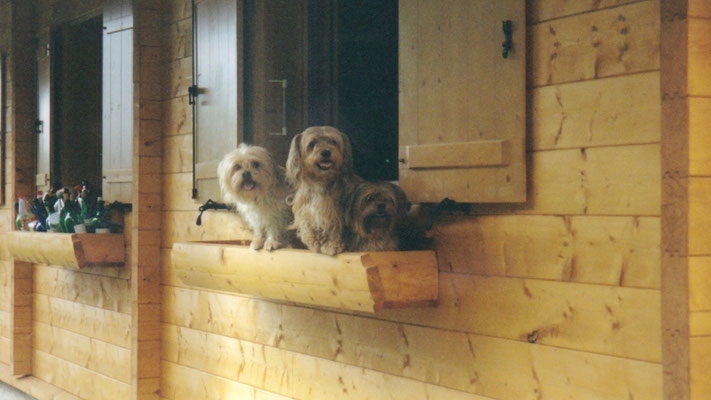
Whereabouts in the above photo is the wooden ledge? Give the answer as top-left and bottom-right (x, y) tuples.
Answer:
(6, 232), (125, 269)
(170, 241), (438, 313)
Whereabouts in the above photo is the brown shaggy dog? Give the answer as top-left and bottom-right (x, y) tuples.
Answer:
(345, 181), (409, 252)
(286, 126), (361, 255)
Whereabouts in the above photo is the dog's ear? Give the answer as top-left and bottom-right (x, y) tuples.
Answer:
(286, 132), (303, 185)
(340, 130), (354, 176)
(344, 182), (363, 234)
(217, 152), (235, 204)
(390, 182), (410, 221)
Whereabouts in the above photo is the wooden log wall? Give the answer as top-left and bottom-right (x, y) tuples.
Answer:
(1, 0), (708, 399)
(157, 0), (665, 399)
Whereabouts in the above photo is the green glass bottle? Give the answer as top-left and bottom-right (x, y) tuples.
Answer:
(92, 198), (111, 233)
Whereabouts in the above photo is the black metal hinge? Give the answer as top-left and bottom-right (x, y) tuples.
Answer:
(188, 85), (199, 105)
(502, 20), (513, 59)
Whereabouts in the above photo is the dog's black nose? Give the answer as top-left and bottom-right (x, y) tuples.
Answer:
(377, 203), (386, 212)
(321, 150), (331, 158)
(242, 171), (252, 179)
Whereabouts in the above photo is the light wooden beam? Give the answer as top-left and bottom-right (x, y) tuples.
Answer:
(171, 241), (438, 313)
(6, 232), (125, 269)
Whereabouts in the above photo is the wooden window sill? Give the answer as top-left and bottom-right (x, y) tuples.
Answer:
(170, 241), (439, 313)
(6, 231), (125, 269)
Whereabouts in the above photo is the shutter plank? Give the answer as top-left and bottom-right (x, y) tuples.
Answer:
(402, 140), (509, 169)
(36, 33), (52, 194)
(102, 0), (133, 203)
(194, 0), (240, 203)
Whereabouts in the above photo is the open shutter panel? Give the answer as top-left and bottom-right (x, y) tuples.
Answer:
(194, 0), (240, 203)
(36, 33), (52, 194)
(102, 0), (133, 203)
(398, 0), (526, 203)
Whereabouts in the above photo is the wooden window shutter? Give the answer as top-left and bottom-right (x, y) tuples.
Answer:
(36, 33), (53, 194)
(102, 0), (133, 203)
(193, 0), (241, 203)
(398, 0), (526, 203)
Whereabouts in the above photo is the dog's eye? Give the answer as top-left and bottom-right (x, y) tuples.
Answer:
(307, 140), (317, 151)
(252, 161), (260, 169)
(327, 139), (338, 146)
(233, 165), (241, 171)
(365, 195), (373, 203)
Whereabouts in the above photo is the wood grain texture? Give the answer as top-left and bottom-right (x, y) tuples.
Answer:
(161, 210), (251, 248)
(528, 144), (660, 215)
(33, 293), (131, 349)
(433, 215), (660, 288)
(0, 336), (8, 365)
(162, 323), (661, 400)
(161, 134), (192, 174)
(529, 0), (659, 87)
(0, 310), (9, 339)
(0, 362), (82, 400)
(33, 264), (130, 314)
(171, 242), (438, 313)
(0, 261), (9, 313)
(161, 361), (296, 400)
(530, 71), (660, 150)
(162, 96), (191, 137)
(33, 350), (130, 400)
(163, 269), (660, 363)
(33, 321), (131, 383)
(528, 0), (640, 24)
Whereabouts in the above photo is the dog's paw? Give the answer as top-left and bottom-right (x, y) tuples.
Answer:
(263, 238), (282, 252)
(320, 241), (344, 256)
(250, 236), (265, 251)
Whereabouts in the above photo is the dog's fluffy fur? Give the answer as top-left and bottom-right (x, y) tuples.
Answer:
(345, 181), (408, 252)
(286, 126), (360, 255)
(218, 143), (292, 251)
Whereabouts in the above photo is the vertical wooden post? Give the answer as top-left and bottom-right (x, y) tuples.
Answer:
(131, 0), (163, 398)
(660, 0), (690, 399)
(10, 259), (32, 376)
(8, 0), (36, 380)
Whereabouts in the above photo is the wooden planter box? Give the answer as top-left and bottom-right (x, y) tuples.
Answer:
(6, 231), (125, 268)
(170, 241), (438, 313)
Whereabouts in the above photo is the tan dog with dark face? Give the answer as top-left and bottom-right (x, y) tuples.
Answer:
(345, 181), (408, 252)
(286, 126), (361, 255)
(218, 143), (292, 251)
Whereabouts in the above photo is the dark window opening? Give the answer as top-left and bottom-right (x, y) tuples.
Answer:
(243, 0), (398, 181)
(335, 1), (398, 181)
(52, 16), (103, 192)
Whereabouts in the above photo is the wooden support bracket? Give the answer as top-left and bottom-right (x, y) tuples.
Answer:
(6, 232), (125, 269)
(170, 241), (439, 313)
